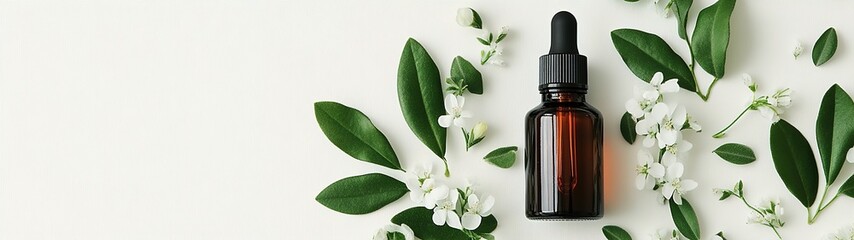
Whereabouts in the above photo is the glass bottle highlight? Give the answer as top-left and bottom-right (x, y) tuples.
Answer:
(525, 11), (603, 220)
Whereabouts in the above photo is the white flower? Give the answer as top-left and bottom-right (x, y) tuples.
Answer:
(438, 94), (471, 128)
(488, 58), (504, 66)
(651, 229), (681, 240)
(847, 148), (854, 163)
(742, 73), (757, 92)
(662, 135), (692, 165)
(499, 26), (509, 36)
(461, 194), (495, 230)
(661, 162), (698, 205)
(373, 224), (415, 240)
(625, 85), (658, 119)
(456, 8), (476, 28)
(644, 72), (680, 100)
(793, 41), (804, 59)
(433, 190), (462, 229)
(657, 104), (687, 149)
(405, 164), (450, 209)
(686, 115), (702, 132)
(825, 226), (854, 240)
(757, 89), (792, 123)
(636, 150), (665, 190)
(636, 103), (668, 147)
(748, 198), (785, 228)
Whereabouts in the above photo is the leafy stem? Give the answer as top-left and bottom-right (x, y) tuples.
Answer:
(713, 105), (751, 138)
(733, 191), (783, 240)
(808, 185), (841, 224)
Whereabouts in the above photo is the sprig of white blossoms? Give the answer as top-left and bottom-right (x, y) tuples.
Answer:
(712, 74), (792, 138)
(456, 8), (508, 66)
(405, 164), (496, 236)
(439, 92), (488, 152)
(373, 224), (415, 240)
(715, 181), (785, 240)
(826, 226), (854, 240)
(627, 72), (700, 205)
(793, 41), (804, 59)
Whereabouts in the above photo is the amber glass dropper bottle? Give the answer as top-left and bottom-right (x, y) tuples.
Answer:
(525, 11), (603, 220)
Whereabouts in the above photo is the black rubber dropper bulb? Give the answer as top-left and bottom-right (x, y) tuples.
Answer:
(549, 11), (579, 54)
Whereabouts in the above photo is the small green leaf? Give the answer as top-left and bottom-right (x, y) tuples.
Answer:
(471, 9), (483, 29)
(718, 191), (733, 201)
(315, 173), (408, 215)
(669, 199), (701, 240)
(602, 225), (633, 240)
(673, 0), (694, 40)
(812, 27), (838, 66)
(691, 0), (736, 78)
(611, 29), (696, 92)
(713, 143), (756, 165)
(770, 119), (819, 207)
(477, 37), (490, 46)
(483, 146), (518, 169)
(398, 38), (447, 160)
(816, 84), (854, 185)
(840, 175), (854, 197)
(391, 207), (497, 240)
(450, 56), (483, 95)
(620, 112), (638, 144)
(314, 101), (401, 170)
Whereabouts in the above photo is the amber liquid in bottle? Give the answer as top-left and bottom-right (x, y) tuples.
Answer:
(525, 92), (603, 220)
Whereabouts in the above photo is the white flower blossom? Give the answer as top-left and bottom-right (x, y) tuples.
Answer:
(651, 229), (682, 240)
(793, 41), (804, 59)
(438, 94), (471, 128)
(661, 162), (698, 205)
(662, 135), (693, 165)
(636, 150), (665, 190)
(825, 226), (854, 240)
(636, 103), (668, 148)
(626, 85), (658, 119)
(461, 194), (495, 230)
(456, 8), (477, 28)
(757, 88), (792, 123)
(686, 115), (702, 132)
(644, 72), (680, 101)
(657, 105), (687, 149)
(373, 224), (415, 240)
(742, 73), (757, 92)
(432, 190), (462, 229)
(405, 164), (450, 209)
(747, 198), (785, 228)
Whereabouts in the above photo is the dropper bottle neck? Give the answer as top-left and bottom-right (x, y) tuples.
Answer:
(542, 92), (585, 103)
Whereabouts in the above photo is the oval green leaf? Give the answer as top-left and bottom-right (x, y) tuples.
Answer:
(840, 174), (854, 197)
(713, 143), (756, 165)
(813, 27), (838, 66)
(669, 199), (701, 240)
(315, 173), (408, 215)
(314, 101), (401, 170)
(391, 207), (497, 240)
(691, 0), (736, 79)
(673, 0), (694, 40)
(451, 56), (483, 95)
(603, 225), (632, 240)
(816, 84), (854, 184)
(483, 146), (518, 169)
(770, 119), (819, 207)
(620, 112), (638, 144)
(398, 38), (447, 159)
(611, 29), (696, 92)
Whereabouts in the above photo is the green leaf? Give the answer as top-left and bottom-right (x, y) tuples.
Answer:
(673, 0), (694, 40)
(620, 112), (637, 144)
(713, 143), (756, 165)
(450, 56), (483, 95)
(611, 29), (696, 92)
(669, 199), (701, 240)
(398, 38), (447, 159)
(315, 173), (408, 215)
(483, 146), (518, 169)
(816, 84), (854, 184)
(812, 27), (838, 66)
(477, 37), (490, 46)
(479, 233), (496, 240)
(840, 175), (854, 197)
(602, 225), (633, 240)
(691, 0), (736, 79)
(471, 9), (483, 29)
(770, 119), (819, 207)
(314, 101), (401, 170)
(391, 207), (497, 240)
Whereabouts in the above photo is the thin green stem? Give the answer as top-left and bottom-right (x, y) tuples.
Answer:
(737, 193), (783, 240)
(713, 106), (751, 138)
(771, 226), (783, 240)
(808, 186), (831, 224)
(442, 159), (451, 177)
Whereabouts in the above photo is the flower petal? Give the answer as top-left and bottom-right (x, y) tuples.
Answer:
(456, 95), (466, 109)
(432, 210), (447, 225)
(453, 117), (467, 128)
(638, 150), (653, 164)
(643, 136), (656, 148)
(626, 99), (645, 118)
(848, 147), (854, 163)
(662, 184), (675, 199)
(480, 196), (495, 216)
(672, 106), (687, 129)
(651, 72), (664, 86)
(681, 179), (698, 192)
(444, 94), (457, 113)
(666, 163), (684, 180)
(438, 115), (454, 128)
(446, 211), (462, 229)
(399, 224), (415, 240)
(660, 79), (680, 93)
(650, 103), (669, 122)
(649, 163), (666, 178)
(461, 212), (482, 230)
(636, 174), (648, 190)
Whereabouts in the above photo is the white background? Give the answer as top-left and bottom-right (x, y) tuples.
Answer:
(2, 0), (854, 239)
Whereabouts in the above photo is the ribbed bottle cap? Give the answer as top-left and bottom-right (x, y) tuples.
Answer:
(539, 11), (587, 93)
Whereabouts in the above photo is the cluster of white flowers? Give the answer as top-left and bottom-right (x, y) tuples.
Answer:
(653, 0), (675, 18)
(405, 164), (495, 231)
(456, 8), (508, 66)
(826, 226), (854, 240)
(373, 224), (415, 240)
(713, 74), (793, 138)
(746, 198), (785, 229)
(627, 72), (700, 205)
(439, 93), (487, 151)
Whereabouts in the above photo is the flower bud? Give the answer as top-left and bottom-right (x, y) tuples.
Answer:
(456, 8), (482, 29)
(472, 122), (488, 140)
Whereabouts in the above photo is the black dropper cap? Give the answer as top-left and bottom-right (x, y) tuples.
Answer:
(539, 11), (588, 93)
